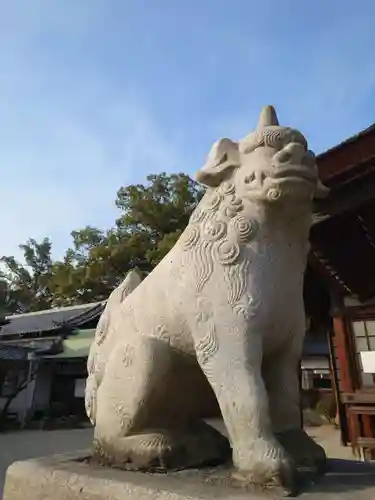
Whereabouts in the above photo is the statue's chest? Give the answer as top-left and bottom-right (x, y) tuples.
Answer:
(245, 242), (306, 317)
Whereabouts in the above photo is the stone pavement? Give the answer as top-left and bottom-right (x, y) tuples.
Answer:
(0, 427), (92, 498)
(1, 423), (374, 499)
(304, 424), (355, 460)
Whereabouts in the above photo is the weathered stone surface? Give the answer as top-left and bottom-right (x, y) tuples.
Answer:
(84, 105), (329, 491)
(4, 453), (375, 500)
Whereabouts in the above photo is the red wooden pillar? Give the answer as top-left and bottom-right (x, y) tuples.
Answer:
(333, 315), (354, 393)
(330, 290), (355, 447)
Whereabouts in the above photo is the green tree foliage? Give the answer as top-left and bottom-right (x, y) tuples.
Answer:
(0, 238), (54, 313)
(115, 172), (203, 267)
(116, 172), (203, 238)
(0, 279), (10, 324)
(0, 173), (204, 313)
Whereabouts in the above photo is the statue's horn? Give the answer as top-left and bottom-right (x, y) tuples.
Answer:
(257, 105), (279, 128)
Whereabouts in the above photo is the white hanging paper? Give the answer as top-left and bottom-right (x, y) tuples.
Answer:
(360, 351), (375, 374)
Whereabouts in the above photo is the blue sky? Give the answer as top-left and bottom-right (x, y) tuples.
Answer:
(1, 1), (375, 261)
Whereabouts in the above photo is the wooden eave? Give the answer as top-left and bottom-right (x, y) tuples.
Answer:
(310, 123), (375, 302)
(317, 123), (375, 182)
(311, 193), (375, 302)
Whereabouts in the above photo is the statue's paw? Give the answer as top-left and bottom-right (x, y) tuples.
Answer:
(94, 423), (231, 472)
(275, 429), (327, 474)
(231, 455), (297, 497)
(231, 440), (297, 496)
(97, 432), (178, 471)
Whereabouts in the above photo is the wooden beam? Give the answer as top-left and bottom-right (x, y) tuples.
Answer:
(307, 252), (348, 297)
(314, 176), (375, 222)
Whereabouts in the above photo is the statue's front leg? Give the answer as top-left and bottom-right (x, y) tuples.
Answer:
(194, 307), (296, 493)
(262, 340), (327, 474)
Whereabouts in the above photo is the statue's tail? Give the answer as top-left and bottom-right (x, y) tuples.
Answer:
(85, 269), (143, 424)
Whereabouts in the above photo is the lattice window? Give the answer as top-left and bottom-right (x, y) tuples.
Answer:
(353, 320), (375, 386)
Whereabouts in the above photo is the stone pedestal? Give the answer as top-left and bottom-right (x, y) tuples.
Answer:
(3, 451), (375, 500)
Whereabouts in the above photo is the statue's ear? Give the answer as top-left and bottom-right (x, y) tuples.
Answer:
(196, 138), (240, 187)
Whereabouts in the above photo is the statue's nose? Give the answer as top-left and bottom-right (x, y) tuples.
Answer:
(275, 142), (306, 165)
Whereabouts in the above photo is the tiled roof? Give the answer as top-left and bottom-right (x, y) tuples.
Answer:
(0, 301), (105, 337)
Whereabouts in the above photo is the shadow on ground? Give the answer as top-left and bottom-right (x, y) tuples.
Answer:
(303, 459), (375, 497)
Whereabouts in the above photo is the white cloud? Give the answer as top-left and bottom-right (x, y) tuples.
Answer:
(0, 96), (183, 261)
(0, 2), (191, 263)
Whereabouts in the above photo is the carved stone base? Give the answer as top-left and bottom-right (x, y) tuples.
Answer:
(4, 450), (375, 500)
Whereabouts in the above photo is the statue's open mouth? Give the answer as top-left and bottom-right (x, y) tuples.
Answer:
(271, 167), (317, 184)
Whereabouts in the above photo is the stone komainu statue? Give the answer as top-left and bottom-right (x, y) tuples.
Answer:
(85, 106), (328, 492)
